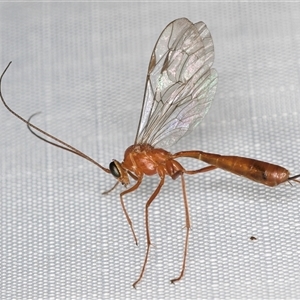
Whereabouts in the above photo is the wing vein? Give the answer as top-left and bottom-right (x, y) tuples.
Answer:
(135, 18), (218, 149)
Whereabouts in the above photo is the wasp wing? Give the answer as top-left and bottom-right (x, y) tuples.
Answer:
(134, 18), (218, 149)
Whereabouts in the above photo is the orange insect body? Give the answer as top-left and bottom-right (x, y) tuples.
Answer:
(1, 18), (299, 288)
(118, 145), (290, 189)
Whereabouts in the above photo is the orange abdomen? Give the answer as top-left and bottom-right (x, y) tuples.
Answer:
(198, 152), (290, 187)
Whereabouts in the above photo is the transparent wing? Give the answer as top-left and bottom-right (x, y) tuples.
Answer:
(134, 18), (218, 149)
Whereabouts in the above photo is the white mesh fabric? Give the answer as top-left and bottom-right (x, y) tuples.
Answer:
(1, 2), (300, 299)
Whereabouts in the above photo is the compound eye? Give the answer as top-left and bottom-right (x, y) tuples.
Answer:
(109, 161), (120, 178)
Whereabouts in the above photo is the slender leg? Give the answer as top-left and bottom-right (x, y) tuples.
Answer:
(120, 176), (143, 245)
(102, 181), (119, 195)
(184, 165), (217, 175)
(132, 174), (165, 289)
(171, 173), (190, 284)
(170, 165), (217, 180)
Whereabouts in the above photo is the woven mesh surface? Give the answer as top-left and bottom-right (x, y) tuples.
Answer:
(1, 2), (300, 299)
